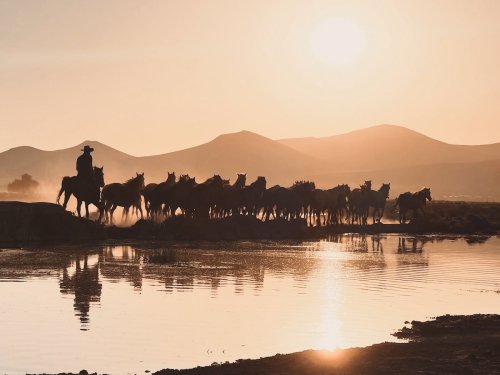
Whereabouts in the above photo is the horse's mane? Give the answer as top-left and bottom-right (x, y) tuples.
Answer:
(125, 175), (143, 188)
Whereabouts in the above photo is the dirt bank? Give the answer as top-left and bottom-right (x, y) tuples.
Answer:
(0, 201), (105, 244)
(154, 314), (500, 375)
(0, 201), (497, 245)
(35, 314), (500, 375)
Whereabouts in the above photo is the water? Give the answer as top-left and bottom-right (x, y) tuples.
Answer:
(0, 235), (498, 374)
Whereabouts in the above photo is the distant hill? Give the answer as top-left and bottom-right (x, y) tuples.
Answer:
(279, 124), (500, 171)
(0, 131), (319, 200)
(133, 130), (320, 185)
(0, 125), (499, 201)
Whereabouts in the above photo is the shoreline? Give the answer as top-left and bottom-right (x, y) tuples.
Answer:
(32, 314), (500, 375)
(0, 201), (498, 246)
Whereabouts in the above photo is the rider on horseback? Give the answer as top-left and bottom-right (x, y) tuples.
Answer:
(77, 145), (95, 184)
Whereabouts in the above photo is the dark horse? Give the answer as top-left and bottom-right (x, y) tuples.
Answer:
(367, 183), (391, 224)
(102, 173), (146, 224)
(396, 187), (432, 224)
(56, 166), (105, 221)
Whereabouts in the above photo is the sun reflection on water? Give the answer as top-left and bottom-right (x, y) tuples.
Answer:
(0, 235), (498, 374)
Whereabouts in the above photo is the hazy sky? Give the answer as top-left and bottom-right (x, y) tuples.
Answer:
(1, 0), (500, 155)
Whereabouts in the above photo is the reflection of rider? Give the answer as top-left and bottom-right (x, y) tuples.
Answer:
(77, 145), (94, 183)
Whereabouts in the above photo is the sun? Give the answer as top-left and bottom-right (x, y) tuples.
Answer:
(310, 18), (366, 65)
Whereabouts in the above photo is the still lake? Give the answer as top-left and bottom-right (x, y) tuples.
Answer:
(0, 235), (498, 374)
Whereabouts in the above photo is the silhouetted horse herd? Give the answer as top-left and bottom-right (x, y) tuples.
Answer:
(56, 169), (432, 226)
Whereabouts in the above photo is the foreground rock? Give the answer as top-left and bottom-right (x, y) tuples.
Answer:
(154, 314), (500, 375)
(0, 201), (105, 244)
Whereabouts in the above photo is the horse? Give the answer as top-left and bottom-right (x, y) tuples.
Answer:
(325, 184), (351, 225)
(141, 183), (158, 219)
(367, 183), (391, 224)
(144, 172), (176, 220)
(102, 173), (146, 224)
(56, 166), (105, 221)
(283, 181), (315, 223)
(310, 184), (351, 226)
(348, 181), (372, 224)
(168, 174), (197, 217)
(218, 173), (246, 218)
(240, 176), (266, 217)
(191, 175), (225, 219)
(262, 185), (286, 221)
(396, 187), (432, 224)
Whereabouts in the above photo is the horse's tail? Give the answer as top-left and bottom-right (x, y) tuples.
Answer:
(57, 176), (70, 205)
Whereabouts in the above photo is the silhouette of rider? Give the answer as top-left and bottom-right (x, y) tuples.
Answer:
(77, 145), (95, 183)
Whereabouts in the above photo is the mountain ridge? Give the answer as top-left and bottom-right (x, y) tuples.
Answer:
(0, 125), (499, 201)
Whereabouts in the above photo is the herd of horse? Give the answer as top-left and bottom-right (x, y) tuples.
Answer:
(56, 168), (432, 226)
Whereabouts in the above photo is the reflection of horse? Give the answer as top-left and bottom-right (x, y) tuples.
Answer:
(397, 236), (428, 253)
(57, 166), (105, 221)
(102, 173), (146, 224)
(59, 254), (102, 328)
(396, 188), (432, 224)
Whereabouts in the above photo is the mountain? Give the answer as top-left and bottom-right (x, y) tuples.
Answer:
(133, 130), (321, 184)
(0, 131), (319, 199)
(0, 140), (132, 197)
(0, 126), (499, 202)
(279, 124), (500, 171)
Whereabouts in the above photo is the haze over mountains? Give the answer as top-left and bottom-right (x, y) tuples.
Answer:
(1, 125), (499, 201)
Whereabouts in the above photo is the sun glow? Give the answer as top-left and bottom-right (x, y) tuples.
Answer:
(310, 18), (366, 65)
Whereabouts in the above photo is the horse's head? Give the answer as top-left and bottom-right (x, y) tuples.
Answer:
(235, 173), (247, 188)
(93, 166), (105, 187)
(340, 184), (351, 196)
(135, 172), (146, 190)
(380, 183), (390, 198)
(422, 187), (432, 202)
(299, 181), (315, 192)
(167, 172), (176, 183)
(180, 175), (196, 186)
(255, 176), (266, 188)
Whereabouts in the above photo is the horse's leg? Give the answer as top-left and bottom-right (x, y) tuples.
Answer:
(62, 190), (71, 210)
(76, 199), (82, 217)
(110, 204), (117, 224)
(85, 203), (90, 219)
(104, 201), (113, 224)
(123, 206), (129, 223)
(97, 202), (104, 223)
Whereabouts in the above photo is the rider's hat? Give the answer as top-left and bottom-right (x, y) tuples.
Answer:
(81, 145), (94, 153)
